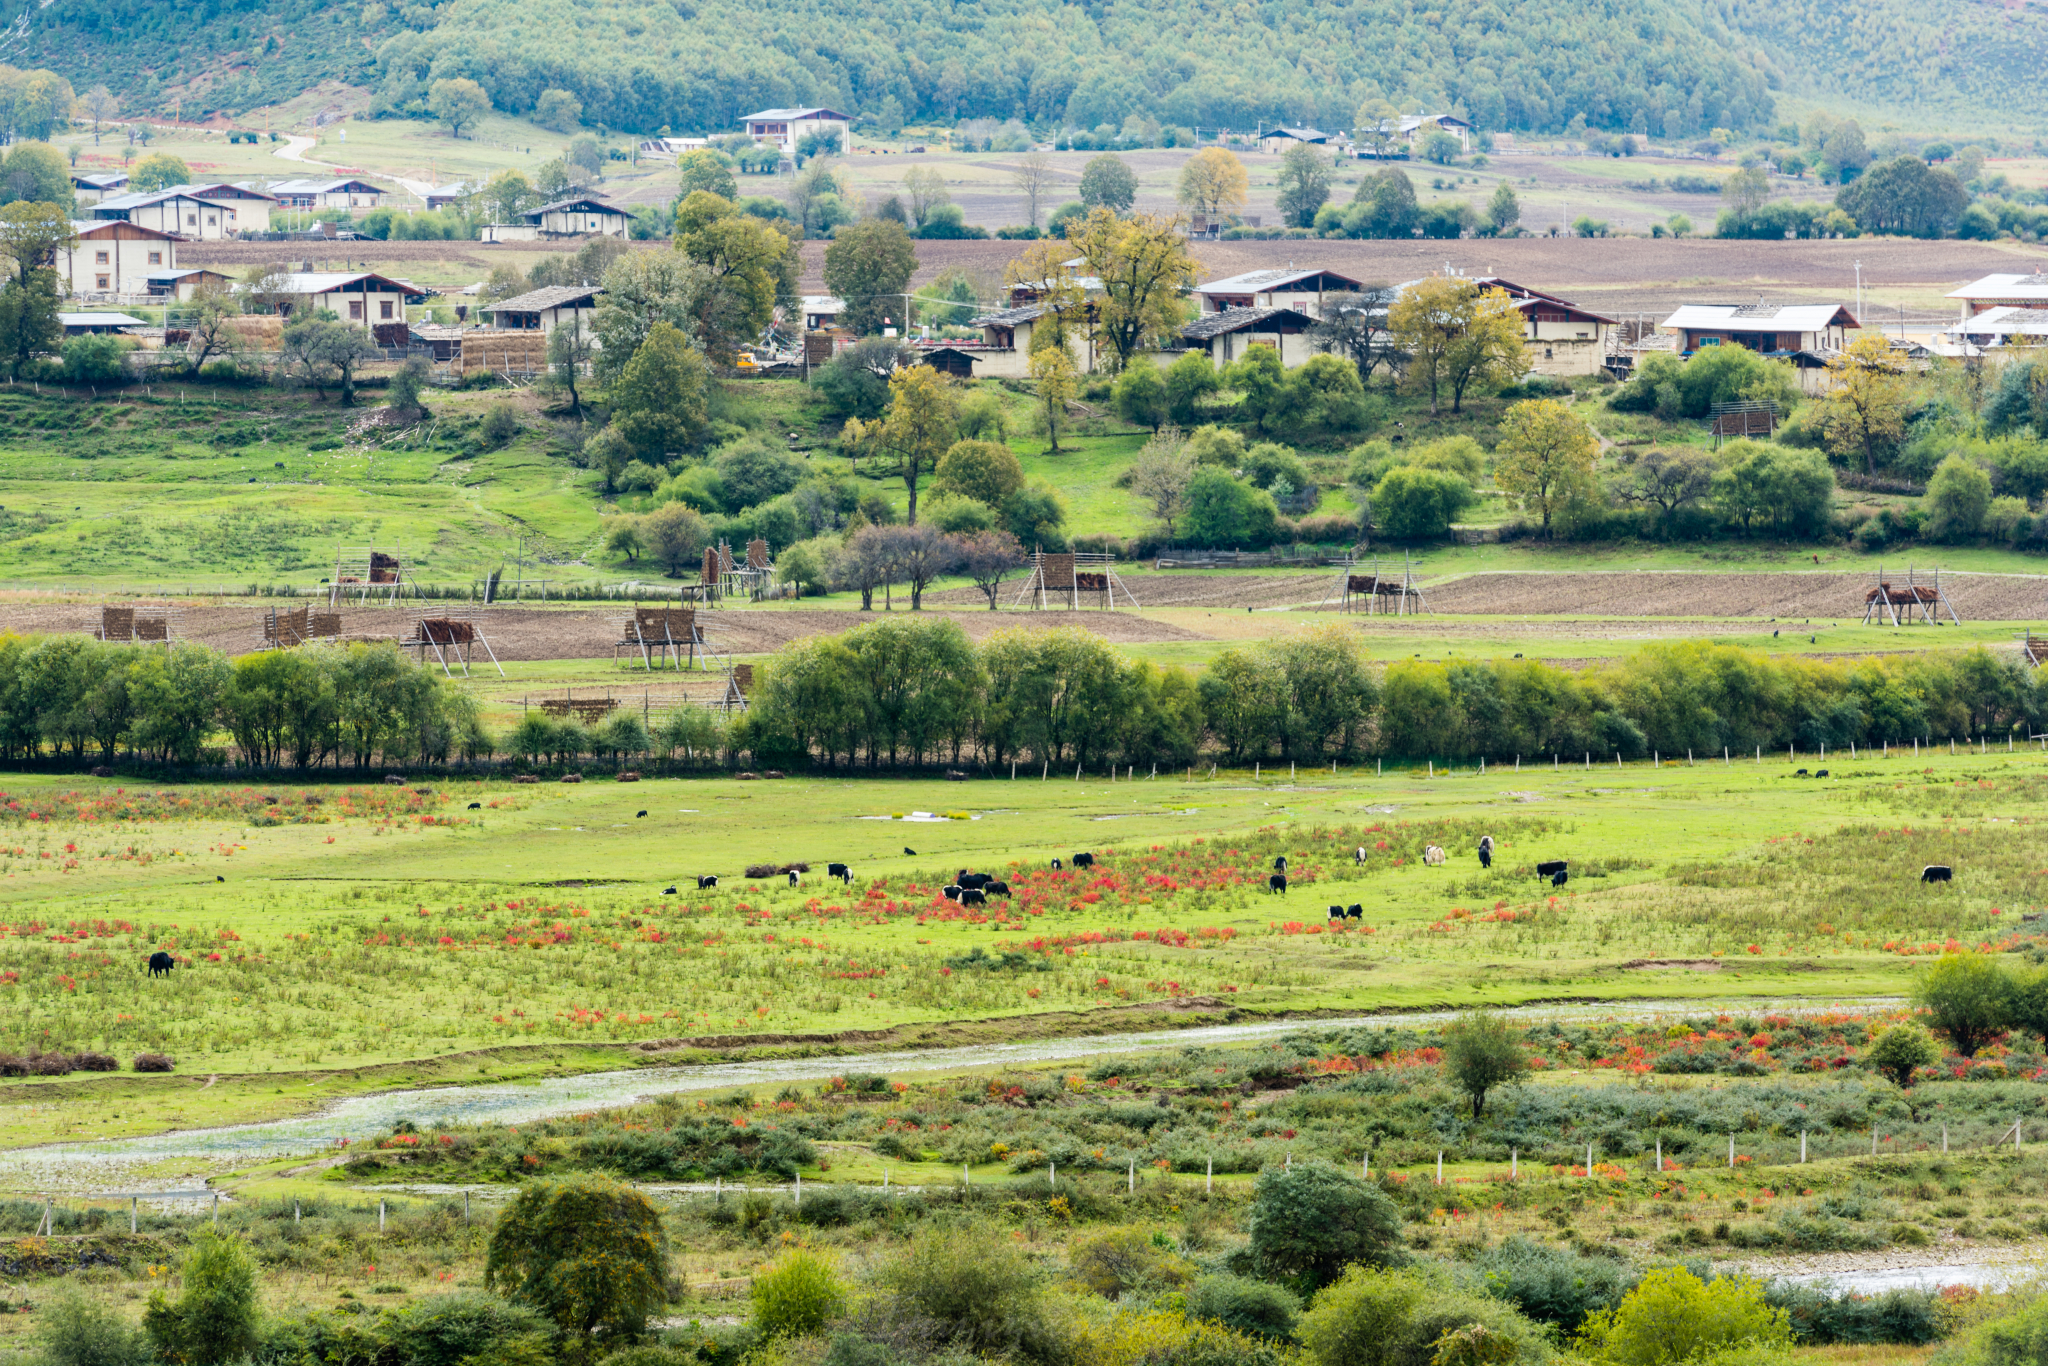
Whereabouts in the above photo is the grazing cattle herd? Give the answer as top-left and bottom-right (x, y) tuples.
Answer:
(138, 837), (1970, 976)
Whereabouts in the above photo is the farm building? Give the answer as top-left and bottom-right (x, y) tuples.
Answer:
(1178, 306), (1317, 369)
(145, 268), (236, 301)
(56, 220), (177, 297)
(481, 285), (603, 340)
(60, 313), (148, 336)
(1358, 113), (1471, 157)
(1934, 306), (2048, 353)
(90, 188), (241, 240)
(741, 107), (851, 156)
(1257, 126), (1331, 153)
(524, 196), (632, 239)
(70, 171), (128, 204)
(1192, 267), (1365, 319)
(801, 295), (845, 330)
(965, 301), (1099, 377)
(1387, 273), (1618, 377)
(182, 183), (280, 233)
(253, 271), (424, 328)
(1946, 273), (2048, 321)
(267, 178), (388, 210)
(1659, 302), (1859, 356)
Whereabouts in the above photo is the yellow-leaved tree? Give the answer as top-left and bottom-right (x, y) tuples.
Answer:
(1065, 207), (1199, 372)
(1177, 148), (1248, 220)
(1493, 399), (1599, 536)
(1815, 331), (1908, 475)
(1387, 275), (1528, 414)
(843, 364), (958, 523)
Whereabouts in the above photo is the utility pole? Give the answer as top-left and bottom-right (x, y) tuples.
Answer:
(1854, 259), (1863, 319)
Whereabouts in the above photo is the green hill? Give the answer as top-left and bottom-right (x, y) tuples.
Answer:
(21, 0), (2048, 143)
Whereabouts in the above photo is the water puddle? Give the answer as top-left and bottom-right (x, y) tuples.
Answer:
(1777, 1264), (2041, 1295)
(6, 996), (1893, 1189)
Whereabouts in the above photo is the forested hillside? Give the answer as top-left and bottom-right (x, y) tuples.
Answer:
(16, 0), (2048, 135)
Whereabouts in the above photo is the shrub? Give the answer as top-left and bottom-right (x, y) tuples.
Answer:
(375, 1291), (553, 1366)
(1576, 1268), (1790, 1366)
(751, 1249), (847, 1339)
(72, 1052), (118, 1072)
(1370, 466), (1474, 540)
(1925, 454), (1993, 541)
(1247, 1161), (1404, 1289)
(877, 1225), (1049, 1359)
(485, 1174), (669, 1344)
(1068, 1226), (1194, 1299)
(1301, 1266), (1549, 1366)
(1187, 1272), (1300, 1341)
(1866, 1022), (1941, 1086)
(1763, 1282), (1942, 1345)
(936, 438), (1025, 507)
(61, 334), (129, 384)
(133, 1053), (175, 1072)
(143, 1229), (262, 1366)
(1182, 471), (1280, 548)
(1471, 1237), (1636, 1331)
(1185, 423), (1245, 468)
(31, 1283), (152, 1366)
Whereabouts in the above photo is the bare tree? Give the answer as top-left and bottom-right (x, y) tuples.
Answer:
(1309, 287), (1404, 381)
(1127, 427), (1197, 538)
(840, 524), (899, 611)
(952, 528), (1026, 609)
(900, 167), (951, 231)
(889, 523), (962, 610)
(78, 87), (118, 144)
(1010, 151), (1055, 231)
(182, 285), (242, 377)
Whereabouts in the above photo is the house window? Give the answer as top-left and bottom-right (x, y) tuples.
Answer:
(97, 275), (110, 290)
(349, 300), (364, 320)
(380, 301), (394, 320)
(95, 251), (110, 264)
(206, 215), (217, 226)
(148, 251), (162, 265)
(187, 214), (197, 226)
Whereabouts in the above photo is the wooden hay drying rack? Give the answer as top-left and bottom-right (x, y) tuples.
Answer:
(1011, 550), (1139, 610)
(1319, 552), (1428, 614)
(402, 606), (503, 677)
(96, 604), (183, 647)
(1860, 564), (1960, 626)
(329, 547), (407, 606)
(262, 605), (343, 649)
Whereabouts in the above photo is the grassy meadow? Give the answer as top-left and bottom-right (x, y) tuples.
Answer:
(3, 745), (2045, 1150)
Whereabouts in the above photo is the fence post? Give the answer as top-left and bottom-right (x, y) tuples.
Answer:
(1206, 1157), (1212, 1194)
(1511, 1148), (1517, 1179)
(378, 1199), (385, 1233)
(1436, 1151), (1443, 1185)
(1128, 1160), (1134, 1193)
(1586, 1144), (1592, 1175)
(1049, 1163), (1055, 1188)
(212, 1193), (219, 1226)
(1728, 1136), (1734, 1168)
(794, 1172), (801, 1207)
(1800, 1131), (1807, 1163)
(1655, 1139), (1661, 1172)
(131, 1196), (138, 1234)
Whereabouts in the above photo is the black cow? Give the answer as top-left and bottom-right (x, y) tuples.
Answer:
(961, 888), (987, 907)
(958, 872), (992, 890)
(986, 881), (1012, 898)
(1795, 768), (1809, 777)
(1536, 860), (1567, 878)
(467, 802), (481, 810)
(1274, 856), (1289, 873)
(147, 952), (174, 978)
(1922, 865), (1953, 883)
(787, 870), (801, 887)
(1354, 847), (1369, 865)
(1073, 853), (1095, 869)
(697, 875), (718, 889)
(904, 847), (917, 856)
(663, 885), (678, 895)
(1478, 844), (1492, 870)
(1268, 874), (1288, 894)
(1346, 904), (1363, 919)
(216, 875), (225, 882)
(942, 885), (963, 901)
(1815, 770), (1829, 779)
(1550, 870), (1568, 887)
(636, 810), (648, 818)
(828, 862), (851, 881)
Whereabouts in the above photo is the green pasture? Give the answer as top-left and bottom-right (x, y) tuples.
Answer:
(2, 746), (2043, 1148)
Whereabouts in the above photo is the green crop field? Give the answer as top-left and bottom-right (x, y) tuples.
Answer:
(4, 745), (2042, 1149)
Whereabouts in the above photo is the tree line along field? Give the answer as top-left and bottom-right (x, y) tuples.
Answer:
(1, 748), (2042, 1147)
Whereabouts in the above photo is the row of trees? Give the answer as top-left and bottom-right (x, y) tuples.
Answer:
(740, 619), (2047, 769)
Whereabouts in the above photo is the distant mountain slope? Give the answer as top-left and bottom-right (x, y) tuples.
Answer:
(17, 0), (2044, 136)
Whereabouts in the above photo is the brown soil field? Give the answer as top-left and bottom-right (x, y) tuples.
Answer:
(923, 569), (1335, 611)
(1426, 571), (2048, 620)
(0, 603), (1213, 661)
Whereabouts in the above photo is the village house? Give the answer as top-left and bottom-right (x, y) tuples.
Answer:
(1659, 301), (1859, 356)
(634, 137), (707, 162)
(90, 188), (239, 240)
(422, 182), (473, 212)
(55, 220), (178, 297)
(1192, 267), (1365, 319)
(1359, 113), (1472, 158)
(1178, 306), (1317, 369)
(69, 171), (128, 205)
(526, 196), (632, 239)
(740, 107), (851, 156)
(1256, 127), (1330, 154)
(251, 271), (423, 328)
(145, 268), (237, 302)
(1946, 272), (2048, 321)
(1934, 306), (2048, 354)
(964, 301), (1098, 377)
(801, 295), (846, 330)
(266, 178), (389, 211)
(183, 183), (280, 233)
(480, 285), (604, 341)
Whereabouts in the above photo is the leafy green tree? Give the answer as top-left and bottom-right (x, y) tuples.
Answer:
(1, 142), (74, 210)
(751, 1248), (847, 1338)
(936, 438), (1024, 507)
(1078, 153), (1137, 212)
(1837, 156), (1966, 236)
(1418, 128), (1461, 164)
(533, 87), (583, 132)
(1276, 143), (1333, 227)
(675, 149), (737, 202)
(485, 1173), (668, 1348)
(1066, 208), (1199, 371)
(1484, 182), (1520, 235)
(1129, 427), (1196, 537)
(1225, 343), (1287, 432)
(1441, 1009), (1528, 1117)
(842, 363), (956, 523)
(1165, 350), (1220, 426)
(1709, 441), (1834, 537)
(142, 1230), (261, 1366)
(1182, 471), (1279, 547)
(1341, 167), (1419, 238)
(674, 191), (795, 363)
(715, 437), (807, 508)
(1371, 465), (1474, 539)
(1388, 277), (1527, 415)
(1577, 1268), (1790, 1366)
(278, 316), (378, 405)
(1865, 1021), (1941, 1086)
(610, 322), (709, 457)
(1247, 1161), (1404, 1289)
(1914, 952), (2011, 1058)
(429, 77), (491, 138)
(1925, 453), (1993, 541)
(1114, 362), (1170, 430)
(128, 152), (191, 194)
(1494, 399), (1597, 534)
(823, 219), (918, 335)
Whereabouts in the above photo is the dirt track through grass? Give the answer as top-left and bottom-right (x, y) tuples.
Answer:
(1426, 571), (2048, 620)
